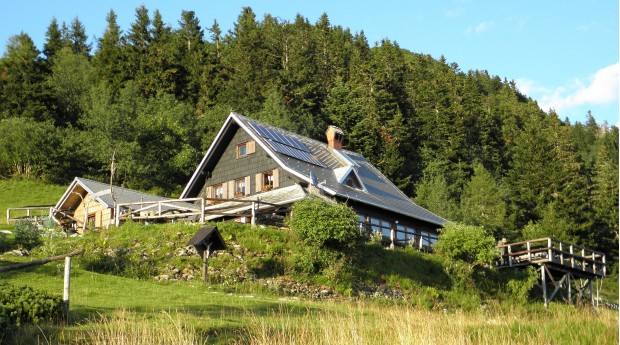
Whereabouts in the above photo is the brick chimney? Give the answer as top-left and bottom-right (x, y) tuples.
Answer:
(326, 125), (344, 150)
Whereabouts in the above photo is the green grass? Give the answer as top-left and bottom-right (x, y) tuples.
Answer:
(1, 256), (617, 345)
(0, 179), (66, 226)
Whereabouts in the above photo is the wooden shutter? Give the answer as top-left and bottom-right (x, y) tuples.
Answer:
(227, 180), (235, 198)
(272, 168), (279, 188)
(244, 176), (251, 195)
(255, 173), (262, 193)
(222, 182), (228, 199)
(247, 140), (256, 154)
(205, 186), (212, 198)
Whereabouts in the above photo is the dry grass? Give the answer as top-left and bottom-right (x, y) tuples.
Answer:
(72, 309), (208, 345)
(235, 302), (619, 345)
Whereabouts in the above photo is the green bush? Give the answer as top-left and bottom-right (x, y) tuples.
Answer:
(506, 266), (539, 304)
(0, 282), (64, 338)
(434, 223), (497, 266)
(288, 197), (359, 250)
(13, 221), (43, 250)
(287, 198), (360, 290)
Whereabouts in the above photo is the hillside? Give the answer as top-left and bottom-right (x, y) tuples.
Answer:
(0, 220), (618, 344)
(0, 179), (66, 228)
(0, 6), (617, 257)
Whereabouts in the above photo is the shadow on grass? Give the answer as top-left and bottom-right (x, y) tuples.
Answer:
(357, 244), (452, 290)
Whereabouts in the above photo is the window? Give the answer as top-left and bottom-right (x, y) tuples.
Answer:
(262, 171), (274, 191)
(237, 143), (247, 158)
(236, 141), (256, 158)
(234, 178), (245, 196)
(213, 184), (224, 199)
(370, 217), (391, 237)
(356, 214), (369, 233)
(343, 173), (363, 190)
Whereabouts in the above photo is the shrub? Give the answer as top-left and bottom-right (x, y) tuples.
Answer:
(506, 266), (539, 304)
(287, 198), (360, 290)
(13, 221), (43, 250)
(0, 282), (64, 338)
(288, 197), (359, 250)
(434, 223), (497, 267)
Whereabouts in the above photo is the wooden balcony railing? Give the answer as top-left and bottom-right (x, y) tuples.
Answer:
(496, 237), (606, 277)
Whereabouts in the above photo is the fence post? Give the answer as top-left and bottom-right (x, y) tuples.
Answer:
(200, 198), (205, 223)
(251, 201), (256, 227)
(63, 257), (71, 317)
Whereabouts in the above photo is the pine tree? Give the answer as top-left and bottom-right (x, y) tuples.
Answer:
(176, 10), (205, 103)
(43, 18), (63, 62)
(459, 163), (508, 238)
(0, 33), (49, 121)
(93, 10), (123, 92)
(68, 17), (91, 56)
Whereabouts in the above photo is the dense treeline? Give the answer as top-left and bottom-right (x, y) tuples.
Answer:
(0, 7), (617, 257)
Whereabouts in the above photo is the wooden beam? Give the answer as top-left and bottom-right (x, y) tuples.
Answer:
(0, 249), (84, 273)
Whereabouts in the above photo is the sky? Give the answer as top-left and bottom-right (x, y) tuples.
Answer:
(1, 0), (618, 126)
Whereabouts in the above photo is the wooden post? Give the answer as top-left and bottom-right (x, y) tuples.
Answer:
(202, 243), (212, 284)
(567, 272), (572, 304)
(541, 265), (548, 308)
(390, 222), (396, 249)
(63, 256), (71, 316)
(547, 238), (552, 262)
(589, 279), (594, 307)
(200, 198), (205, 223)
(251, 201), (256, 227)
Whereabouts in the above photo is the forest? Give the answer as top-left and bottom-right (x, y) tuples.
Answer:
(0, 6), (617, 258)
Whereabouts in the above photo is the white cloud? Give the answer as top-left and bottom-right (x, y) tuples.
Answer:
(465, 21), (493, 35)
(515, 63), (619, 114)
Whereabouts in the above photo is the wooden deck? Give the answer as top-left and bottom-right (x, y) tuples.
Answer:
(495, 237), (606, 278)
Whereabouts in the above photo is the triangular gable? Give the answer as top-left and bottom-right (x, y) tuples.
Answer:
(181, 112), (316, 198)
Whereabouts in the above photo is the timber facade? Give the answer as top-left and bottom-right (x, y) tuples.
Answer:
(182, 112), (447, 244)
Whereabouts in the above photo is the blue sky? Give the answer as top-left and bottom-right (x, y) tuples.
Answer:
(1, 0), (618, 125)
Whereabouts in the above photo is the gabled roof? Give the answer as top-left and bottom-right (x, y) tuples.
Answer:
(55, 177), (170, 212)
(182, 112), (447, 226)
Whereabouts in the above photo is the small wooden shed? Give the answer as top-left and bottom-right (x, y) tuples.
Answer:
(53, 177), (173, 232)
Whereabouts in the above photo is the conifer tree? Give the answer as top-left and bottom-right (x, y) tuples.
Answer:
(43, 18), (63, 62)
(0, 33), (49, 121)
(93, 10), (123, 92)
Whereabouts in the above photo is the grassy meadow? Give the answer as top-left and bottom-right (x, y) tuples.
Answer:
(0, 179), (617, 344)
(0, 259), (617, 344)
(0, 179), (66, 227)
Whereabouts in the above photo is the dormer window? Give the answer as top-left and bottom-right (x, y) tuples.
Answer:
(344, 173), (363, 190)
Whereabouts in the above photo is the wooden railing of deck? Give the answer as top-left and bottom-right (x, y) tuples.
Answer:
(496, 237), (606, 277)
(6, 206), (54, 223)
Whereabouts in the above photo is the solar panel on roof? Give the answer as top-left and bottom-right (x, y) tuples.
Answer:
(266, 140), (327, 168)
(249, 123), (309, 152)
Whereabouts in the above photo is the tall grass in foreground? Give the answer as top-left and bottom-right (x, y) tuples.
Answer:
(236, 302), (618, 345)
(73, 310), (208, 345)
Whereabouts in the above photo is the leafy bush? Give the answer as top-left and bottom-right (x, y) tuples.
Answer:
(288, 197), (359, 250)
(506, 266), (539, 303)
(79, 249), (156, 279)
(13, 221), (42, 250)
(434, 223), (497, 266)
(0, 282), (64, 338)
(287, 198), (360, 290)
